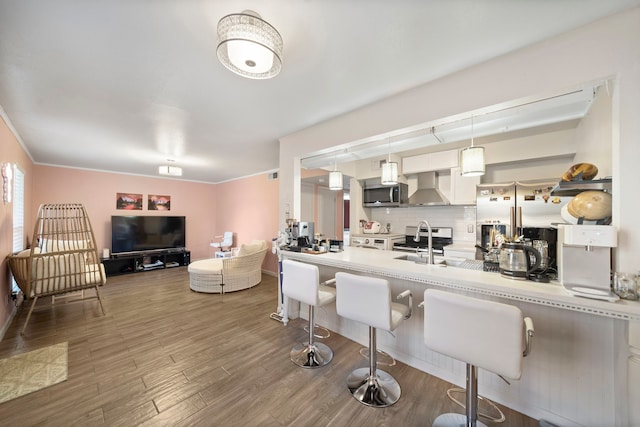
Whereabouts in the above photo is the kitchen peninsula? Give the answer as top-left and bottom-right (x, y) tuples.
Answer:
(282, 247), (639, 426)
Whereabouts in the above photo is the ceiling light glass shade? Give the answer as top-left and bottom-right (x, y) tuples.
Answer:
(381, 161), (398, 185)
(217, 10), (283, 79)
(460, 146), (485, 177)
(329, 170), (343, 190)
(158, 165), (183, 176)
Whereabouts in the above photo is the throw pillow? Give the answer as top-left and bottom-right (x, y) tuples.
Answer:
(237, 241), (265, 257)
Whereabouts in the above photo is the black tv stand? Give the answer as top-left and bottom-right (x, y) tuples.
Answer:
(102, 249), (191, 277)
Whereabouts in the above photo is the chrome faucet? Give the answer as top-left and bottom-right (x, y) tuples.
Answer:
(414, 220), (434, 264)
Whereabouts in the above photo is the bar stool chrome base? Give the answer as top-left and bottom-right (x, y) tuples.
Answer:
(346, 367), (401, 407)
(433, 413), (488, 427)
(290, 342), (333, 368)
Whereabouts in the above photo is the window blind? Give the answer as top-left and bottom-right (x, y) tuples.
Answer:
(11, 165), (24, 293)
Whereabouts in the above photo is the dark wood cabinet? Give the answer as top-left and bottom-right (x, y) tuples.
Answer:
(102, 250), (190, 277)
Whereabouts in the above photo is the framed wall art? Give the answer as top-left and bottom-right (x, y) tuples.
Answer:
(148, 194), (171, 211)
(116, 193), (143, 210)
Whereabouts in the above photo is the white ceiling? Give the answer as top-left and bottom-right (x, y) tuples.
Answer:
(1, 1), (638, 183)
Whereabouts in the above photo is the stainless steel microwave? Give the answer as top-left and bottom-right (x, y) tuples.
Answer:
(363, 183), (408, 207)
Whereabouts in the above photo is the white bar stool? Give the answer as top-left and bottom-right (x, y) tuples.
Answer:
(335, 272), (412, 407)
(281, 260), (336, 368)
(422, 289), (534, 427)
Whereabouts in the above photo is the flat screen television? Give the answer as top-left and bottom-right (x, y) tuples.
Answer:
(111, 216), (186, 254)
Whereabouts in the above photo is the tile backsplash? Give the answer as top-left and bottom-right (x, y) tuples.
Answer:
(369, 205), (476, 243)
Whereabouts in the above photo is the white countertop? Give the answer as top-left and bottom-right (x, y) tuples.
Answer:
(281, 246), (640, 320)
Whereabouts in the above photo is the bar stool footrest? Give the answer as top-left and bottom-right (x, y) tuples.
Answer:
(358, 347), (396, 367)
(303, 324), (331, 339)
(446, 387), (506, 423)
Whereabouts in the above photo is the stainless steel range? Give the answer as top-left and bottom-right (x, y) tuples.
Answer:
(393, 226), (453, 255)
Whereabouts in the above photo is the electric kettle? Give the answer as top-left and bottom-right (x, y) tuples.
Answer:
(499, 242), (541, 280)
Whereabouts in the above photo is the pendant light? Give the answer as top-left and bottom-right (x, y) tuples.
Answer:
(460, 115), (485, 177)
(217, 10), (283, 79)
(329, 154), (343, 191)
(381, 138), (398, 185)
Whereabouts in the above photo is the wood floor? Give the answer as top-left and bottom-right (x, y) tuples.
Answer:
(0, 268), (539, 426)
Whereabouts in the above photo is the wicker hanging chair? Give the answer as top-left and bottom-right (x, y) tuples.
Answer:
(7, 203), (106, 334)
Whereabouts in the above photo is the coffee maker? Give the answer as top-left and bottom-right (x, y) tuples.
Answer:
(557, 224), (618, 301)
(521, 227), (558, 282)
(291, 221), (314, 248)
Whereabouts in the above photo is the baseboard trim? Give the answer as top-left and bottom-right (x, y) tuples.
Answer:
(261, 269), (277, 278)
(0, 303), (17, 342)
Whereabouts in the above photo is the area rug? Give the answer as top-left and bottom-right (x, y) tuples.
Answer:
(0, 342), (68, 404)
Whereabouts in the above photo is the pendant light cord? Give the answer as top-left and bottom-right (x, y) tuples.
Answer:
(470, 116), (475, 147)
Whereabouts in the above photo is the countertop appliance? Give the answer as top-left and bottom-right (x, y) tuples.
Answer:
(476, 181), (571, 259)
(393, 226), (453, 255)
(521, 227), (558, 282)
(291, 221), (314, 239)
(363, 221), (382, 234)
(284, 221), (314, 249)
(363, 183), (408, 208)
(557, 224), (618, 301)
(499, 242), (541, 280)
(351, 233), (404, 250)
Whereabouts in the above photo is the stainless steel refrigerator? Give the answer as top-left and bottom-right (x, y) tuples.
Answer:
(476, 181), (571, 251)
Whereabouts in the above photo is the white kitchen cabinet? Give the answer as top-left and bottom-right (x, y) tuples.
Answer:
(402, 154), (427, 175)
(450, 166), (479, 205)
(402, 149), (458, 175)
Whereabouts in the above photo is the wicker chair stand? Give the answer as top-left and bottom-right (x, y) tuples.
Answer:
(7, 203), (107, 334)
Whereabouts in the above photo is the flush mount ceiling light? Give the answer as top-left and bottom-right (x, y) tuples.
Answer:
(381, 138), (398, 185)
(217, 10), (283, 80)
(159, 160), (182, 177)
(460, 116), (485, 177)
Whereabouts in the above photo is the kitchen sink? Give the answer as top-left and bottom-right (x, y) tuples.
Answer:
(394, 254), (466, 267)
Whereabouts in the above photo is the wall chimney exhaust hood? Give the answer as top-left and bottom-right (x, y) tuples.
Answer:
(408, 172), (450, 206)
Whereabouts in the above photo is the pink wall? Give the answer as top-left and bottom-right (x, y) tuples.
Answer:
(31, 166), (219, 262)
(28, 166), (280, 273)
(0, 116), (34, 331)
(215, 173), (279, 273)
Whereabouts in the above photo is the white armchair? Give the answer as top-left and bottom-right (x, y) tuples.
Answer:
(210, 231), (234, 252)
(189, 240), (267, 293)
